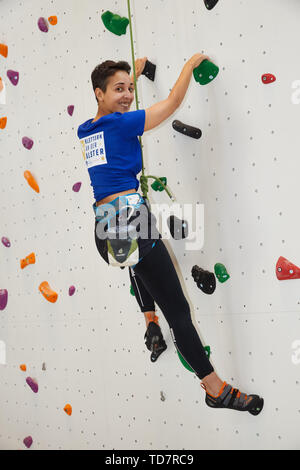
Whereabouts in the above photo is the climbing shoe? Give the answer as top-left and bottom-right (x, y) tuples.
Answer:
(201, 381), (264, 416)
(144, 320), (167, 362)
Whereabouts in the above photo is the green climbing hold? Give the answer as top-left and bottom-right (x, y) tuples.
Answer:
(177, 351), (194, 372)
(151, 177), (167, 192)
(130, 284), (135, 296)
(214, 263), (230, 283)
(204, 345), (211, 359)
(177, 346), (210, 372)
(193, 59), (219, 85)
(101, 11), (129, 36)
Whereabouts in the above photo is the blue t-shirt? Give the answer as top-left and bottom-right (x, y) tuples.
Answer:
(77, 110), (145, 202)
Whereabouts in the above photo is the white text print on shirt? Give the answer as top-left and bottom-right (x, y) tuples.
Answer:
(80, 131), (107, 169)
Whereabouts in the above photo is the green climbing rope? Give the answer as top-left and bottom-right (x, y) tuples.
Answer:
(126, 0), (174, 204)
(126, 0), (146, 188)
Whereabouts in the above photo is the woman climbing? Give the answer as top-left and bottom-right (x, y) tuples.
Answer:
(77, 53), (264, 415)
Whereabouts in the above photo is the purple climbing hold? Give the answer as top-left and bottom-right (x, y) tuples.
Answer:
(67, 105), (74, 116)
(23, 436), (33, 449)
(1, 237), (10, 247)
(26, 377), (38, 393)
(22, 137), (34, 150)
(69, 285), (76, 296)
(72, 182), (81, 192)
(7, 70), (19, 86)
(38, 17), (49, 32)
(0, 289), (8, 310)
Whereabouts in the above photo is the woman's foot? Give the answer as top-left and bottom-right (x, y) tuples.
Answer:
(201, 381), (264, 415)
(144, 317), (167, 362)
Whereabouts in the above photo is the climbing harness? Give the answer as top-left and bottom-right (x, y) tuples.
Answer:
(93, 193), (144, 268)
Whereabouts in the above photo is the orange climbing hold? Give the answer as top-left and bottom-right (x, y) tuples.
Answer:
(0, 117), (7, 129)
(20, 364), (27, 371)
(48, 16), (57, 25)
(0, 77), (3, 92)
(0, 44), (8, 58)
(39, 281), (58, 303)
(24, 170), (40, 193)
(20, 252), (36, 269)
(64, 404), (72, 416)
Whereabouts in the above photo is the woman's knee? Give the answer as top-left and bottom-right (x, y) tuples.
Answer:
(162, 297), (192, 328)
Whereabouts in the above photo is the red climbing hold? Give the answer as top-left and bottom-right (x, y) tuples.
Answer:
(276, 256), (300, 280)
(261, 73), (276, 84)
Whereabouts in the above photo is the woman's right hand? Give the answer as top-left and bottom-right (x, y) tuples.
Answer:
(188, 53), (210, 69)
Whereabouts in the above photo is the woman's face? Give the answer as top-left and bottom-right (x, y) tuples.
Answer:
(96, 70), (135, 114)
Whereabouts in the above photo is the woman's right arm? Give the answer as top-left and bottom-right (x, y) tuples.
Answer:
(144, 53), (209, 132)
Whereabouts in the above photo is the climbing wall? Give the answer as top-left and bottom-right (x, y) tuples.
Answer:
(0, 0), (300, 450)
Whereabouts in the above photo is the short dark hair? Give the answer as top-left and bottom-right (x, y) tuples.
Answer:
(91, 60), (131, 103)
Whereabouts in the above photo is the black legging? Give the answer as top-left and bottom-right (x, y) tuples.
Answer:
(129, 238), (214, 380)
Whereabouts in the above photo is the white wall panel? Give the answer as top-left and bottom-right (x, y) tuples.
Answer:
(1, 0), (300, 450)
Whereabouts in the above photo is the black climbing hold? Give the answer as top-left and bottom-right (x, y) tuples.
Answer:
(204, 0), (219, 10)
(172, 120), (202, 139)
(167, 215), (188, 240)
(191, 265), (216, 294)
(141, 60), (156, 81)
